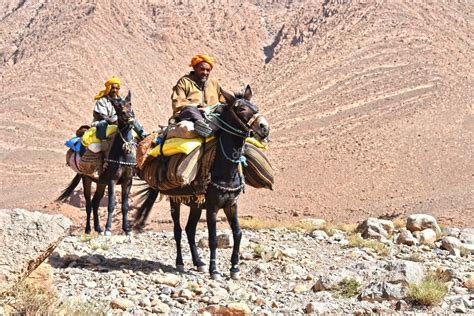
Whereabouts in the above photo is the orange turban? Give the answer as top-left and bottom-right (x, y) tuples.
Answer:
(94, 76), (121, 100)
(189, 54), (215, 69)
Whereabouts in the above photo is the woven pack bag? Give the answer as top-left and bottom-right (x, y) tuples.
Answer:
(141, 157), (167, 189)
(78, 149), (102, 175)
(243, 143), (274, 190)
(136, 132), (158, 170)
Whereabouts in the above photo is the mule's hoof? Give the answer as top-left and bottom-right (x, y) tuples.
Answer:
(197, 265), (207, 273)
(176, 265), (185, 272)
(125, 230), (133, 237)
(105, 230), (112, 237)
(210, 272), (222, 281)
(230, 271), (241, 280)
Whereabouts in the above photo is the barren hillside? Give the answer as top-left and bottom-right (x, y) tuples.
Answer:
(0, 0), (472, 228)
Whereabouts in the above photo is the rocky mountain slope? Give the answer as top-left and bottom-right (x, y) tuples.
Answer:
(0, 0), (472, 227)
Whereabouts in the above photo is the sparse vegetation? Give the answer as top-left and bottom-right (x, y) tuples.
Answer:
(332, 278), (361, 298)
(408, 273), (448, 306)
(407, 252), (424, 262)
(392, 217), (406, 229)
(460, 246), (470, 258)
(79, 234), (110, 251)
(0, 281), (109, 315)
(1, 281), (57, 315)
(347, 233), (389, 256)
(252, 244), (264, 258)
(79, 233), (98, 243)
(239, 218), (356, 235)
(57, 298), (110, 316)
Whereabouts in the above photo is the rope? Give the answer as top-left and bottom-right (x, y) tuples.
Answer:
(204, 112), (248, 138)
(118, 128), (137, 155)
(218, 137), (247, 167)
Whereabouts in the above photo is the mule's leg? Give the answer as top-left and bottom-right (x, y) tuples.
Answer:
(224, 203), (242, 280)
(170, 201), (184, 271)
(120, 180), (132, 234)
(91, 183), (106, 234)
(104, 181), (116, 236)
(206, 206), (221, 279)
(82, 176), (93, 234)
(186, 206), (205, 271)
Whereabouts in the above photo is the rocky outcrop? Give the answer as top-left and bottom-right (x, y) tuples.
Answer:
(0, 208), (71, 294)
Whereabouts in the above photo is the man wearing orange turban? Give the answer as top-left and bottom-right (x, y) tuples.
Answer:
(91, 76), (145, 139)
(170, 54), (225, 137)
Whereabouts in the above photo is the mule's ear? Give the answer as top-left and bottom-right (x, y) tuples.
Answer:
(125, 90), (132, 102)
(220, 87), (235, 104)
(243, 85), (252, 101)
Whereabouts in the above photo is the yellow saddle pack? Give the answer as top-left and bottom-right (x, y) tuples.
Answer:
(148, 136), (267, 158)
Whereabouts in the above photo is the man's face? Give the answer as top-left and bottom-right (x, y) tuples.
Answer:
(109, 83), (120, 98)
(194, 62), (212, 82)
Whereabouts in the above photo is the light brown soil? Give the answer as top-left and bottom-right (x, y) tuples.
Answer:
(0, 1), (472, 232)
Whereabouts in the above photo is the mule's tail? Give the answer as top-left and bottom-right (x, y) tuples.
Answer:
(134, 185), (160, 230)
(56, 174), (82, 202)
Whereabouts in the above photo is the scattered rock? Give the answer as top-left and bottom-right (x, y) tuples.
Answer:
(396, 228), (418, 246)
(441, 236), (462, 252)
(386, 260), (425, 285)
(357, 218), (394, 241)
(111, 297), (135, 310)
(419, 228), (437, 245)
(406, 214), (441, 234)
(463, 273), (474, 289)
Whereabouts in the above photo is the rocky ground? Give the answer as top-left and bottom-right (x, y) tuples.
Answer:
(3, 214), (472, 315)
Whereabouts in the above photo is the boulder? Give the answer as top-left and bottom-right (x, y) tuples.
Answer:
(396, 228), (418, 246)
(406, 214), (441, 234)
(440, 236), (462, 252)
(357, 218), (394, 241)
(458, 228), (474, 245)
(386, 260), (425, 285)
(419, 228), (437, 245)
(0, 208), (71, 294)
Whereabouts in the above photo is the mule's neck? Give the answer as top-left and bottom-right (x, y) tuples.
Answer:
(210, 131), (246, 188)
(107, 124), (135, 163)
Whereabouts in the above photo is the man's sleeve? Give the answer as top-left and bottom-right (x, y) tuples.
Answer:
(93, 98), (116, 123)
(217, 82), (226, 103)
(171, 78), (189, 114)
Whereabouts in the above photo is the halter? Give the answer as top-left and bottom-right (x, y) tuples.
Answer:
(205, 100), (260, 139)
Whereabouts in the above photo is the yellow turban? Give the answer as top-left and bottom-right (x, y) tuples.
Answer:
(94, 76), (121, 100)
(189, 54), (215, 69)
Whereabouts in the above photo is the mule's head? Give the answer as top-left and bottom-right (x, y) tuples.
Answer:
(221, 85), (270, 142)
(111, 90), (136, 127)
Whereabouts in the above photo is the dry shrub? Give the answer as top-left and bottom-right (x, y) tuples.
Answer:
(408, 273), (448, 306)
(347, 233), (389, 256)
(240, 217), (356, 235)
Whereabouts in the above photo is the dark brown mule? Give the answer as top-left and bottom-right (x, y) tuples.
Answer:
(57, 91), (137, 236)
(135, 85), (270, 279)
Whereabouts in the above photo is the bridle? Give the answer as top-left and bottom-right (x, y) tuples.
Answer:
(104, 103), (137, 166)
(206, 99), (261, 139)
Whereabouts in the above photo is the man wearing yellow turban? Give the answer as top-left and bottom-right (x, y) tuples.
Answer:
(170, 54), (225, 137)
(91, 76), (145, 139)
